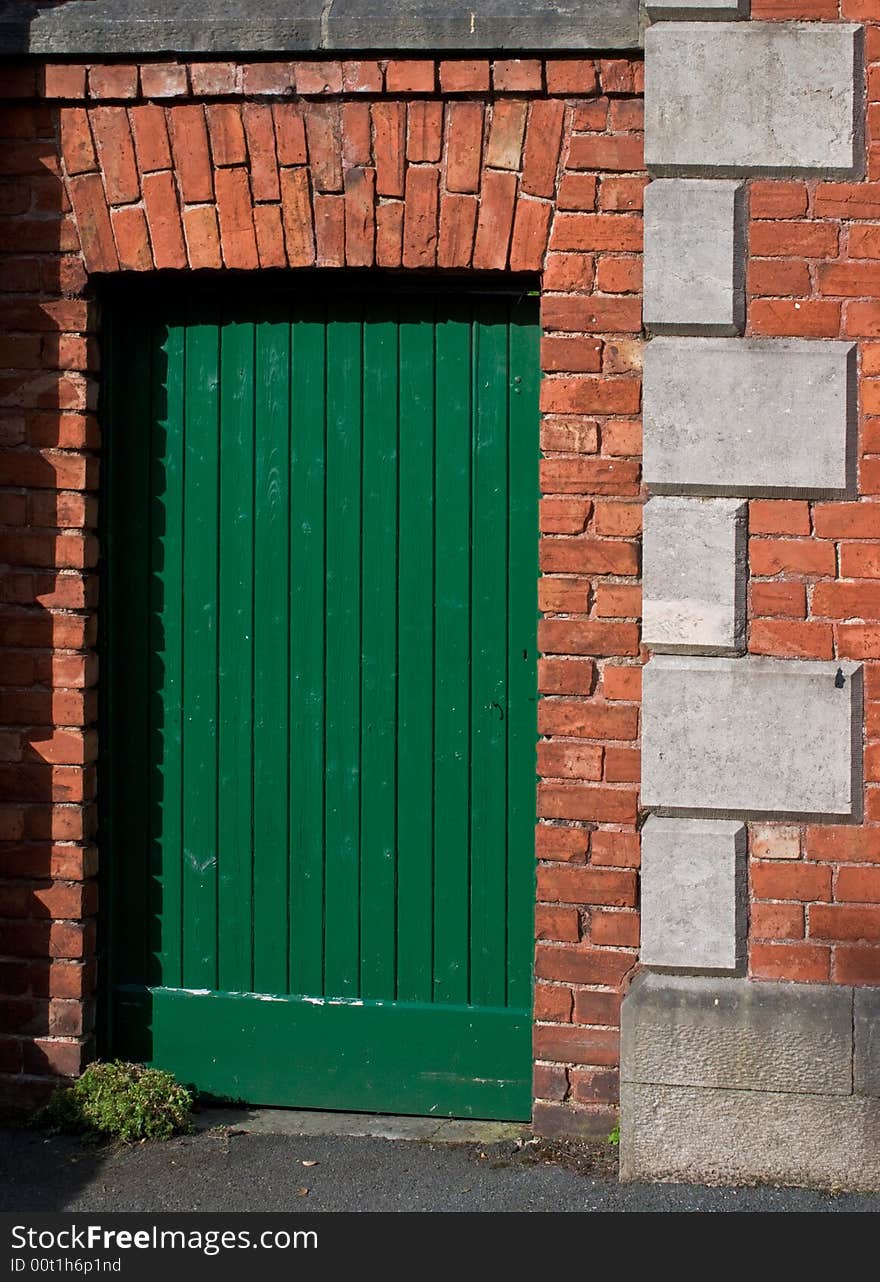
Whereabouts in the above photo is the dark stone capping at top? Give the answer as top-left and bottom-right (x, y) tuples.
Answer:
(0, 0), (645, 57)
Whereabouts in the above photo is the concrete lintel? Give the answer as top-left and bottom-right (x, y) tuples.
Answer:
(0, 0), (645, 57)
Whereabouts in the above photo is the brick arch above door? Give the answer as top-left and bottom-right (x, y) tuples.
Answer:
(56, 70), (646, 279)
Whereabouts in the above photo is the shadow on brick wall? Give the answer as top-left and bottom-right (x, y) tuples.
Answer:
(0, 0), (92, 54)
(0, 72), (99, 1110)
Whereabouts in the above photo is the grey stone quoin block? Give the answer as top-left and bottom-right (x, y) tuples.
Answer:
(643, 180), (745, 335)
(642, 497), (747, 654)
(621, 973), (854, 1095)
(645, 22), (863, 177)
(640, 655), (863, 819)
(639, 817), (746, 972)
(643, 337), (857, 497)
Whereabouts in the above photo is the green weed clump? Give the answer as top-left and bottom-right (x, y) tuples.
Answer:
(34, 1061), (193, 1142)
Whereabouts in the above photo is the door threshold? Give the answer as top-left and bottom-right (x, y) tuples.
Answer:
(194, 1107), (529, 1145)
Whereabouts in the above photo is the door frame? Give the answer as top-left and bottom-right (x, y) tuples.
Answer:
(97, 272), (542, 1118)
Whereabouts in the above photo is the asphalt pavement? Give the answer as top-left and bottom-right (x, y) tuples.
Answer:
(3, 1110), (880, 1212)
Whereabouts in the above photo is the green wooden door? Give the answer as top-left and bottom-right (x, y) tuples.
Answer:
(102, 283), (539, 1120)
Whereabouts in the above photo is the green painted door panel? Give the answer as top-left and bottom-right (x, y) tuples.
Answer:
(102, 283), (540, 1121)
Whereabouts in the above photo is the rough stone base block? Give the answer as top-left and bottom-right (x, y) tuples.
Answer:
(620, 1082), (880, 1191)
(856, 989), (880, 1097)
(622, 973), (853, 1095)
(620, 975), (880, 1190)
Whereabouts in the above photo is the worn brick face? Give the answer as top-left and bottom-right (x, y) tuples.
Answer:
(167, 104), (213, 203)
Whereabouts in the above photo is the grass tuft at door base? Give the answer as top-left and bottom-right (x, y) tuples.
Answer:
(33, 1061), (193, 1143)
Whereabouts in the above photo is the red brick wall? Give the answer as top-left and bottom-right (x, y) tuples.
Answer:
(3, 36), (877, 1132)
(0, 55), (646, 1126)
(737, 6), (880, 992)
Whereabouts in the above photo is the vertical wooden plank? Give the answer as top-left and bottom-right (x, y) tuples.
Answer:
(149, 314), (185, 990)
(321, 305), (364, 994)
(506, 299), (540, 1011)
(252, 305), (291, 994)
(289, 306), (328, 997)
(181, 308), (221, 990)
(432, 301), (472, 1007)
(469, 300), (510, 1008)
(396, 297), (435, 1003)
(217, 312), (256, 994)
(359, 300), (399, 1000)
(323, 304), (363, 997)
